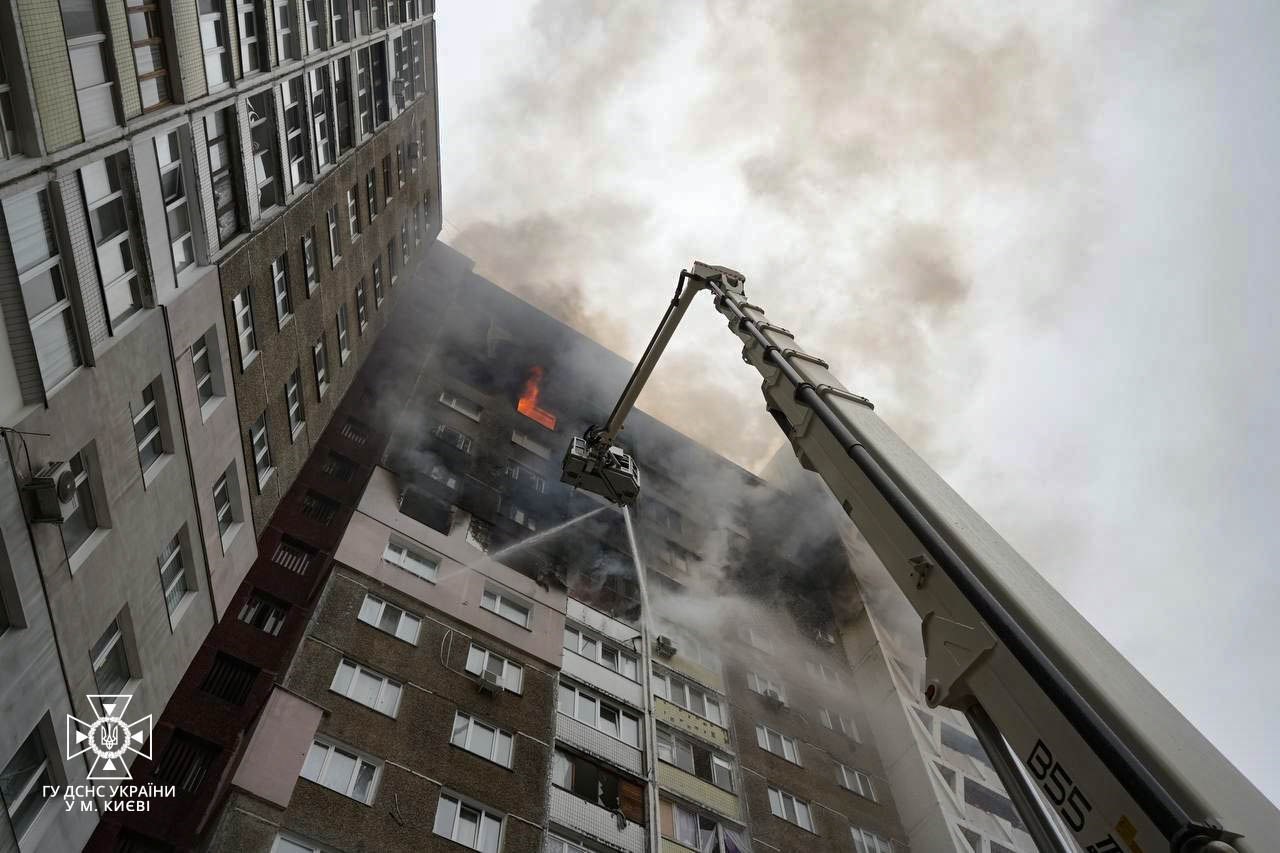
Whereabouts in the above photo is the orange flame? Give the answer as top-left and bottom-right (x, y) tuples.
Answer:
(517, 366), (557, 430)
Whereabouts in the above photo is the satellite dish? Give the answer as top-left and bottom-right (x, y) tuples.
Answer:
(55, 469), (76, 502)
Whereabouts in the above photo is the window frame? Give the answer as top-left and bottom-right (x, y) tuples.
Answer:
(157, 530), (191, 616)
(132, 379), (166, 473)
(768, 785), (815, 832)
(464, 643), (524, 694)
(357, 593), (421, 644)
(432, 792), (504, 852)
(300, 738), (381, 804)
(330, 658), (402, 717)
(250, 411), (273, 489)
(286, 367), (305, 437)
(382, 538), (438, 582)
(756, 723), (802, 765)
(1, 725), (55, 842)
(450, 712), (514, 768)
(90, 617), (132, 694)
(557, 680), (641, 747)
(480, 587), (530, 628)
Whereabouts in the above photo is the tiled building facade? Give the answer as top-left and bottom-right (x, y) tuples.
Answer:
(0, 2), (439, 851)
(156, 244), (1036, 853)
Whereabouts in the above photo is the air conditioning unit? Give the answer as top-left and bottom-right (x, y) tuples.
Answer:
(477, 669), (503, 695)
(653, 635), (677, 659)
(763, 689), (785, 709)
(22, 461), (76, 524)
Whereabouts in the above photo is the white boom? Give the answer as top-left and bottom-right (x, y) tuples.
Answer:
(563, 262), (1280, 853)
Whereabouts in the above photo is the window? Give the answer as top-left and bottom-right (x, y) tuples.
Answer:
(157, 531), (190, 615)
(248, 92), (282, 211)
(465, 643), (523, 693)
(964, 778), (1025, 830)
(155, 131), (193, 272)
(300, 739), (379, 804)
(386, 238), (397, 283)
(300, 490), (337, 523)
(281, 77), (311, 189)
(198, 0), (231, 88)
(372, 258), (384, 305)
(62, 449), (98, 555)
(552, 749), (646, 823)
(355, 279), (368, 330)
(756, 724), (801, 765)
(239, 589), (286, 635)
(132, 380), (166, 471)
(401, 222), (409, 266)
(432, 793), (502, 853)
(154, 732), (217, 793)
(660, 800), (747, 852)
(382, 154), (393, 199)
(233, 286), (257, 366)
(396, 144), (404, 187)
(366, 168), (378, 219)
(383, 539), (437, 581)
(337, 304), (350, 363)
(0, 42), (20, 158)
(942, 722), (990, 768)
(308, 66), (334, 170)
(81, 154), (142, 328)
(236, 1), (265, 73)
(480, 588), (530, 627)
(124, 1), (170, 110)
(212, 466), (237, 539)
(563, 625), (638, 680)
(545, 835), (591, 853)
(326, 205), (341, 267)
(650, 669), (724, 726)
(62, 0), (116, 134)
(302, 228), (319, 293)
(286, 368), (305, 436)
(745, 627), (774, 654)
(274, 0), (298, 61)
(312, 334), (329, 397)
(330, 0), (350, 44)
(205, 108), (242, 243)
(334, 57), (353, 153)
(511, 430), (551, 459)
(201, 652), (257, 704)
(497, 498), (535, 531)
(371, 46), (389, 124)
(504, 459), (546, 493)
(451, 713), (513, 767)
(747, 671), (786, 702)
(272, 536), (314, 574)
(557, 681), (640, 747)
(193, 329), (220, 407)
(356, 47), (373, 135)
(851, 827), (894, 853)
(303, 0), (324, 51)
(768, 786), (814, 832)
(331, 659), (402, 716)
(347, 185), (361, 237)
(91, 618), (131, 693)
(250, 411), (273, 488)
(1, 726), (53, 841)
(820, 707), (860, 741)
(358, 594), (420, 643)
(806, 661), (842, 685)
(656, 729), (735, 792)
(838, 764), (877, 801)
(322, 451), (356, 481)
(2, 190), (81, 388)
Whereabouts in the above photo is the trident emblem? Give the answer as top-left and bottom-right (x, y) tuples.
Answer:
(67, 695), (152, 781)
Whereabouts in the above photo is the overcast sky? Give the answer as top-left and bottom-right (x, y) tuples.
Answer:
(435, 1), (1280, 805)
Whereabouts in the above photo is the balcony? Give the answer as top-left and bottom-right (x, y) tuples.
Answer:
(562, 650), (644, 708)
(556, 713), (643, 777)
(549, 786), (646, 853)
(657, 763), (740, 821)
(653, 698), (730, 749)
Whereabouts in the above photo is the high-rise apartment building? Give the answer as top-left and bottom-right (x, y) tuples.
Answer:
(0, 3), (439, 851)
(105, 243), (1032, 853)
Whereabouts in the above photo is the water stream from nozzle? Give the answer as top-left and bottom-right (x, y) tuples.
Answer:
(484, 504), (611, 564)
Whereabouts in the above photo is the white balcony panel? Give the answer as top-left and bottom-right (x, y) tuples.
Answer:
(563, 651), (644, 708)
(549, 786), (646, 853)
(556, 713), (644, 777)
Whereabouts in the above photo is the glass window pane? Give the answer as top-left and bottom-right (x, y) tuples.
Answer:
(469, 722), (494, 758)
(479, 815), (501, 853)
(300, 742), (326, 780)
(456, 806), (479, 845)
(576, 693), (596, 726)
(352, 669), (380, 706)
(20, 266), (65, 317)
(350, 760), (375, 802)
(332, 660), (355, 694)
(494, 732), (512, 767)
(465, 644), (484, 676)
(451, 713), (469, 747)
(320, 748), (356, 792)
(433, 794), (457, 837)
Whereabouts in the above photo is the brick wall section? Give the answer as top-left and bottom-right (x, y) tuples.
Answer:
(0, 203), (42, 404)
(171, 0), (208, 101)
(16, 0), (81, 151)
(104, 0), (142, 119)
(52, 174), (110, 349)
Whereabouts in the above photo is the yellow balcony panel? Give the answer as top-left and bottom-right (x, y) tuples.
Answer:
(657, 763), (740, 820)
(654, 698), (729, 749)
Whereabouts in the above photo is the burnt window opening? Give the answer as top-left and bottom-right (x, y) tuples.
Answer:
(238, 589), (287, 635)
(272, 535), (317, 574)
(154, 732), (218, 794)
(339, 417), (370, 446)
(300, 490), (339, 524)
(321, 450), (357, 481)
(200, 652), (258, 704)
(552, 748), (645, 825)
(941, 722), (991, 769)
(964, 778), (1025, 831)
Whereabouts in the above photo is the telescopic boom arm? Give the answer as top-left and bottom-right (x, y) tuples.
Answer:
(561, 262), (1280, 853)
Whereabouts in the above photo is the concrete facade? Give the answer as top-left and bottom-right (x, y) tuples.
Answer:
(0, 1), (441, 849)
